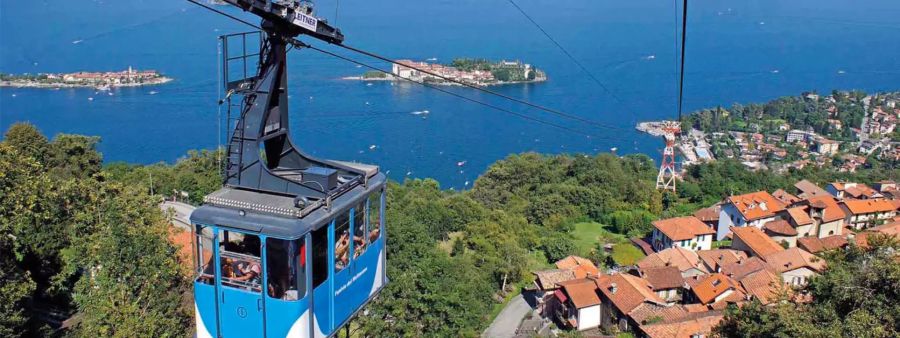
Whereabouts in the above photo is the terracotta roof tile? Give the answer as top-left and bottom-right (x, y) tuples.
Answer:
(772, 189), (801, 204)
(630, 303), (690, 325)
(690, 273), (743, 305)
(637, 247), (707, 274)
(797, 235), (847, 254)
(785, 206), (813, 226)
(842, 199), (897, 215)
(727, 191), (786, 221)
(795, 180), (830, 198)
(731, 226), (785, 257)
(696, 249), (748, 272)
(595, 273), (666, 314)
(555, 255), (599, 278)
(739, 269), (784, 305)
(653, 216), (715, 241)
(763, 220), (798, 236)
(804, 196), (846, 222)
(640, 266), (684, 291)
(558, 278), (601, 308)
(693, 205), (721, 222)
(763, 248), (826, 273)
(533, 269), (577, 290)
(640, 313), (725, 338)
(719, 256), (770, 281)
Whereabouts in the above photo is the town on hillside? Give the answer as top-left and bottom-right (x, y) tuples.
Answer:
(521, 179), (900, 337)
(347, 58), (547, 86)
(639, 91), (900, 172)
(0, 67), (172, 90)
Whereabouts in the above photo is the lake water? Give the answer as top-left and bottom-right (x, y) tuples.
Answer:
(2, 0), (900, 188)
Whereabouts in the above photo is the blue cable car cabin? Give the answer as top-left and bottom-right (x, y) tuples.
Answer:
(184, 1), (388, 336)
(190, 165), (387, 338)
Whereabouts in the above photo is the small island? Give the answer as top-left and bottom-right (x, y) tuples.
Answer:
(346, 58), (547, 86)
(0, 67), (172, 90)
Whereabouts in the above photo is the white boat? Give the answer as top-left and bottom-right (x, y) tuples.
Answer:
(457, 161), (466, 167)
(96, 84), (111, 91)
(149, 90), (159, 95)
(87, 97), (94, 101)
(369, 144), (377, 150)
(426, 57), (438, 61)
(72, 39), (83, 44)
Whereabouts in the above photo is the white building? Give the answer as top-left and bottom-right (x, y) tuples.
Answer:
(650, 216), (715, 251)
(717, 191), (786, 240)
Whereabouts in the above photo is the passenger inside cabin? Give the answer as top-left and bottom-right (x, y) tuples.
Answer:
(232, 260), (261, 284)
(335, 231), (350, 270)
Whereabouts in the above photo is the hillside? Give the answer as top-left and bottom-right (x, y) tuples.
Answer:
(1, 122), (897, 337)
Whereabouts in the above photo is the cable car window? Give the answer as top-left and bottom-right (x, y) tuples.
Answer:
(353, 201), (367, 258)
(368, 190), (383, 243)
(195, 225), (214, 285)
(311, 224), (328, 288)
(218, 229), (262, 292)
(266, 238), (306, 300)
(334, 211), (350, 272)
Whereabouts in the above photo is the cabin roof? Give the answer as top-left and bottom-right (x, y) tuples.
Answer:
(191, 173), (386, 239)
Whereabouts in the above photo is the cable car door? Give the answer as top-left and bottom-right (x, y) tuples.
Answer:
(215, 228), (265, 337)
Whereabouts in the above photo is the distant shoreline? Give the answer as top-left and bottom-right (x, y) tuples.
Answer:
(0, 68), (173, 90)
(0, 77), (173, 89)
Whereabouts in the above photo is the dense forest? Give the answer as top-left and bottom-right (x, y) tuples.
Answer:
(2, 122), (898, 337)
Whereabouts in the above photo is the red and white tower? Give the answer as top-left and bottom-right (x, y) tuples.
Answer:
(656, 121), (680, 192)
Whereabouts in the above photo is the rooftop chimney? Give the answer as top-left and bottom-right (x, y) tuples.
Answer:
(609, 283), (618, 294)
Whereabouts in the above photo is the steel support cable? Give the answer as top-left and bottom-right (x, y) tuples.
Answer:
(185, 0), (626, 139)
(677, 0), (688, 120)
(505, 0), (640, 122)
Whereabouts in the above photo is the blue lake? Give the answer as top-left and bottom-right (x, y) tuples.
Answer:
(2, 0), (900, 188)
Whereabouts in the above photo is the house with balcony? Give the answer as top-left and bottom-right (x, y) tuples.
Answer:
(841, 199), (898, 229)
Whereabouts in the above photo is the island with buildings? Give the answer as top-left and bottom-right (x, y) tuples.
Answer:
(346, 58), (547, 86)
(0, 67), (172, 90)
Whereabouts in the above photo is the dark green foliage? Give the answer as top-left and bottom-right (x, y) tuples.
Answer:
(0, 123), (190, 337)
(3, 122), (49, 163)
(541, 233), (577, 262)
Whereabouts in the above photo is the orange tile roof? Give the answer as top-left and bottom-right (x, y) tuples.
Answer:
(653, 216), (715, 241)
(796, 235), (847, 254)
(763, 220), (798, 236)
(842, 199), (897, 215)
(785, 206), (814, 225)
(720, 256), (770, 281)
(167, 227), (194, 277)
(595, 273), (666, 314)
(772, 189), (801, 204)
(697, 249), (748, 272)
(739, 269), (784, 305)
(731, 226), (785, 257)
(690, 273), (742, 305)
(805, 196), (846, 222)
(727, 191), (786, 221)
(763, 248), (826, 273)
(555, 255), (600, 278)
(637, 247), (707, 273)
(558, 278), (601, 309)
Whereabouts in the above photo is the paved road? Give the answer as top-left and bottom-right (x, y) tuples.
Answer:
(482, 295), (532, 338)
(159, 201), (195, 230)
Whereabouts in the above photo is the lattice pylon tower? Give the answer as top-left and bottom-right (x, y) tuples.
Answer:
(656, 122), (680, 192)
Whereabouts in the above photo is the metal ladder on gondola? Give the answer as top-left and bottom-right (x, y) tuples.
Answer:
(220, 31), (263, 184)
